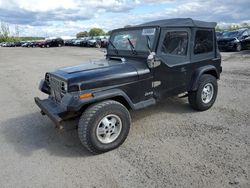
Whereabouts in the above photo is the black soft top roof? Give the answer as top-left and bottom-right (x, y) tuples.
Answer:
(139, 18), (217, 28)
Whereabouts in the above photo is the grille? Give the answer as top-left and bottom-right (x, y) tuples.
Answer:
(49, 76), (64, 103)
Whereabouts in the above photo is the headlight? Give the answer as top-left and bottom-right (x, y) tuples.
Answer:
(61, 81), (68, 93)
(230, 38), (239, 43)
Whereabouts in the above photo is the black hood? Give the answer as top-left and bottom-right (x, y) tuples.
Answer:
(51, 58), (151, 90)
(217, 37), (237, 42)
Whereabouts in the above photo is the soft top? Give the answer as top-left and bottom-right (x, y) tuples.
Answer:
(139, 18), (217, 28)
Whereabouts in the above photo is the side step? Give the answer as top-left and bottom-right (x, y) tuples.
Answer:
(178, 92), (189, 98)
(133, 98), (156, 110)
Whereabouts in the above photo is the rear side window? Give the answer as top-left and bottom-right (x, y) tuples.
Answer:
(161, 31), (188, 56)
(194, 30), (213, 54)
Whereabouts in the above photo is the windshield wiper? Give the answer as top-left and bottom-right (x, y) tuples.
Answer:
(108, 40), (118, 54)
(127, 37), (137, 55)
(146, 35), (152, 53)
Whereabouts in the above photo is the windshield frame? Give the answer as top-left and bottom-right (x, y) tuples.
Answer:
(107, 26), (159, 57)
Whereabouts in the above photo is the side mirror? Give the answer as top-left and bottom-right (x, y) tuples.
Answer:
(147, 52), (155, 68)
(147, 52), (161, 68)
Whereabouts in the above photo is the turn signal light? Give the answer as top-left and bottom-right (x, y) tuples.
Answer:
(79, 93), (93, 99)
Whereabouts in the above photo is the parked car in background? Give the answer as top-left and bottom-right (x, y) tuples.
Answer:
(64, 39), (75, 46)
(217, 28), (250, 51)
(72, 39), (86, 47)
(22, 41), (36, 48)
(86, 36), (101, 48)
(44, 38), (64, 48)
(36, 40), (46, 48)
(1, 42), (5, 47)
(216, 31), (223, 39)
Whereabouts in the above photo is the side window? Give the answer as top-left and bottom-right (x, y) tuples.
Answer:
(194, 30), (213, 54)
(161, 31), (188, 56)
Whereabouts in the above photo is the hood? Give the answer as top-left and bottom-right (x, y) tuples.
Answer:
(51, 58), (150, 91)
(217, 37), (237, 42)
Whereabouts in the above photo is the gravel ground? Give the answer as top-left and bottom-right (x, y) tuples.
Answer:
(0, 47), (249, 188)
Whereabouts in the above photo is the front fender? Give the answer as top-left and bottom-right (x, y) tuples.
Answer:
(67, 88), (135, 111)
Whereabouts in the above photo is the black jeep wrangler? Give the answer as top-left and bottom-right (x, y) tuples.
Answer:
(35, 18), (222, 154)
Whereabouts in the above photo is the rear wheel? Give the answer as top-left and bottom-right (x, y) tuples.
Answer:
(78, 100), (131, 154)
(188, 74), (218, 111)
(46, 44), (50, 48)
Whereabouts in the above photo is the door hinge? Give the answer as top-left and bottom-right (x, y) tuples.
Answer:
(152, 81), (161, 88)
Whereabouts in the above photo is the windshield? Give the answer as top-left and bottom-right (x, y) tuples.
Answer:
(108, 28), (156, 53)
(222, 31), (240, 38)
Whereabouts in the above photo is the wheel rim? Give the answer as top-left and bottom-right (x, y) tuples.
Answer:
(201, 83), (214, 104)
(96, 114), (122, 144)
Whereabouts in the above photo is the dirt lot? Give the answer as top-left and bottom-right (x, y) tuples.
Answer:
(0, 47), (249, 188)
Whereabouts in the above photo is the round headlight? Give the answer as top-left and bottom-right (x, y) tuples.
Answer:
(61, 81), (68, 92)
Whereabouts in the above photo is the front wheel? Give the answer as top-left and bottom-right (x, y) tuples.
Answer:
(188, 74), (218, 111)
(78, 100), (131, 154)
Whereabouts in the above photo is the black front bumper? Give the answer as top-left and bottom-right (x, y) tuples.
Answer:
(218, 43), (236, 51)
(34, 97), (64, 126)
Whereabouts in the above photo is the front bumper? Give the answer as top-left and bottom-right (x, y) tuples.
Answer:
(218, 43), (236, 51)
(34, 97), (65, 126)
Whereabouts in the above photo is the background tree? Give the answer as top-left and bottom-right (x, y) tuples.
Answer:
(215, 26), (223, 32)
(0, 22), (10, 42)
(89, 28), (105, 36)
(106, 30), (112, 35)
(76, 31), (88, 38)
(240, 22), (250, 29)
(228, 24), (240, 31)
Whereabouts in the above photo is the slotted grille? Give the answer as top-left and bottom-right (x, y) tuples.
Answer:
(50, 76), (63, 103)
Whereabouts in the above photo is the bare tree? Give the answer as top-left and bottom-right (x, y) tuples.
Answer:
(14, 25), (20, 37)
(0, 22), (10, 40)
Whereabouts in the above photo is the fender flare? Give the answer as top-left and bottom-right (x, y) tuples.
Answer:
(189, 65), (219, 91)
(67, 88), (136, 111)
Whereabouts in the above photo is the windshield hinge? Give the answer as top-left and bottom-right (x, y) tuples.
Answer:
(148, 60), (161, 68)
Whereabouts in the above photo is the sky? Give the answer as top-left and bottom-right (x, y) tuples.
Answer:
(0, 0), (249, 37)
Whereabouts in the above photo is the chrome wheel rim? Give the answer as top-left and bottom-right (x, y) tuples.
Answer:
(201, 83), (214, 104)
(96, 114), (122, 144)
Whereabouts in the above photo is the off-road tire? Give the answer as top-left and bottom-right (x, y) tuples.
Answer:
(188, 74), (218, 111)
(78, 100), (131, 154)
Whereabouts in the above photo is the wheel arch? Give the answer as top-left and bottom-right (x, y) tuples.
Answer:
(189, 65), (219, 91)
(77, 89), (135, 113)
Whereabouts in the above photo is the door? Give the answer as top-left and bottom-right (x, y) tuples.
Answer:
(153, 28), (191, 98)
